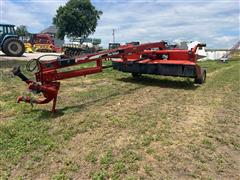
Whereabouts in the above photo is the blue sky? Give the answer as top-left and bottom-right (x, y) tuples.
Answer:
(0, 0), (239, 48)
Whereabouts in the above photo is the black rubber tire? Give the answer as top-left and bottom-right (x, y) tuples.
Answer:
(2, 38), (25, 57)
(194, 69), (206, 84)
(132, 72), (142, 78)
(1, 47), (6, 54)
(64, 49), (70, 57)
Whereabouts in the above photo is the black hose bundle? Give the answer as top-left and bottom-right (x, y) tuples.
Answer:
(26, 54), (60, 72)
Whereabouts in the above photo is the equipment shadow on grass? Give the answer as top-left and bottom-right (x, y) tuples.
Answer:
(117, 76), (198, 90)
(33, 86), (143, 118)
(59, 86), (142, 112)
(33, 98), (110, 119)
(31, 109), (65, 120)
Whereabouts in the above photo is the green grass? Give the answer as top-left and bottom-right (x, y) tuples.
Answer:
(0, 58), (239, 179)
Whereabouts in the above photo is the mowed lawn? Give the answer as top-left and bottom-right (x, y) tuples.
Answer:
(0, 58), (239, 179)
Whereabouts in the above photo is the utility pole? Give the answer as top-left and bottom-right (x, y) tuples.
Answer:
(112, 29), (115, 43)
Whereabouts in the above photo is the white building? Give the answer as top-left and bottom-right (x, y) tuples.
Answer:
(176, 40), (240, 61)
(203, 41), (240, 60)
(203, 49), (230, 60)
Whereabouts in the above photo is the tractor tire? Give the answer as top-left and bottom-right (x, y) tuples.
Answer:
(1, 47), (7, 54)
(194, 69), (206, 84)
(2, 38), (25, 57)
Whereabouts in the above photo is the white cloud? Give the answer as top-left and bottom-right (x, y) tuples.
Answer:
(0, 0), (239, 48)
(92, 0), (239, 48)
(0, 0), (67, 32)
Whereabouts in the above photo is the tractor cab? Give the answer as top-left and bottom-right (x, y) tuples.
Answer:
(0, 24), (16, 42)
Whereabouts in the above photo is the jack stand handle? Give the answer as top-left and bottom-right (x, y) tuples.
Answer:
(51, 97), (57, 113)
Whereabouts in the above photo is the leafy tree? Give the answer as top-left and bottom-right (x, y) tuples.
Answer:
(16, 25), (28, 40)
(53, 0), (102, 40)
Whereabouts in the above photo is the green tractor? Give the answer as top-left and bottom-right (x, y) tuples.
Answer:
(0, 24), (25, 56)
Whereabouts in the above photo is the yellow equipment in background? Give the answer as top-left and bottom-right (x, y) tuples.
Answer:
(24, 43), (33, 53)
(32, 34), (61, 52)
(33, 43), (55, 52)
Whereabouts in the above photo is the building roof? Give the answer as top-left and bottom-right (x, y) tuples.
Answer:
(40, 25), (58, 34)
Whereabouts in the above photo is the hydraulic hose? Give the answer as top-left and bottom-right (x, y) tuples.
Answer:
(12, 66), (30, 82)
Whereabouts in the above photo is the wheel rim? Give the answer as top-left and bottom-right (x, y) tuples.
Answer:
(8, 41), (22, 55)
